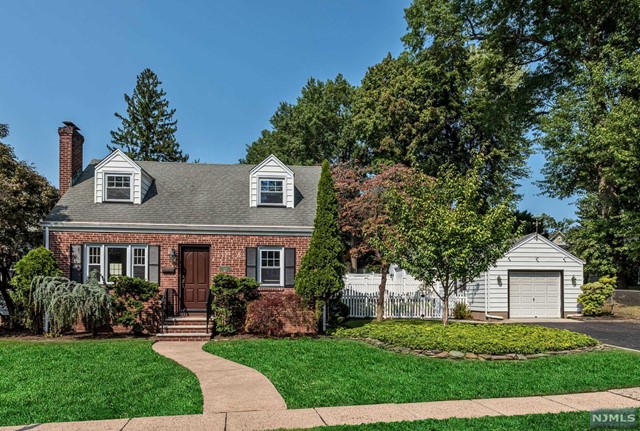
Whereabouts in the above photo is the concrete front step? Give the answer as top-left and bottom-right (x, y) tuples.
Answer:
(163, 325), (210, 333)
(164, 316), (208, 326)
(155, 333), (212, 342)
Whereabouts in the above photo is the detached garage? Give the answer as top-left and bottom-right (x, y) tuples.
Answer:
(467, 233), (585, 319)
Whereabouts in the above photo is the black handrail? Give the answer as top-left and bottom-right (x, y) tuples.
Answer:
(161, 288), (179, 326)
(205, 289), (214, 334)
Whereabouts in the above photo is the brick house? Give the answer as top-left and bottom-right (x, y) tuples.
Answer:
(43, 122), (319, 337)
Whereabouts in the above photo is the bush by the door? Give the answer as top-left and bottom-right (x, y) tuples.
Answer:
(210, 274), (259, 335)
(111, 276), (161, 335)
(578, 275), (616, 316)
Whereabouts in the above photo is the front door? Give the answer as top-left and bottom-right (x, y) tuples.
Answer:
(181, 247), (210, 311)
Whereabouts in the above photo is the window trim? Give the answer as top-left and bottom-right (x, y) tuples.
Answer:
(258, 177), (285, 206)
(104, 173), (133, 203)
(257, 246), (284, 286)
(83, 244), (148, 283)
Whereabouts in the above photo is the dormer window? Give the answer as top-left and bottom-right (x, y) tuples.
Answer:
(259, 179), (284, 206)
(105, 174), (132, 202)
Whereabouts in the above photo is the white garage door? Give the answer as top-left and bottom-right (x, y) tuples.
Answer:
(509, 271), (561, 318)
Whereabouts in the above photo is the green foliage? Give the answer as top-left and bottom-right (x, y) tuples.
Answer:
(242, 74), (356, 165)
(452, 302), (472, 320)
(9, 247), (61, 331)
(111, 276), (161, 335)
(381, 163), (517, 324)
(109, 68), (189, 162)
(0, 340), (202, 426)
(0, 128), (58, 319)
(210, 273), (260, 335)
(31, 272), (112, 335)
(578, 276), (617, 316)
(334, 320), (599, 355)
(328, 300), (350, 328)
(295, 161), (345, 318)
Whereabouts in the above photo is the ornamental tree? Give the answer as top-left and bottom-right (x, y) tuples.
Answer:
(333, 162), (420, 321)
(295, 160), (345, 320)
(0, 125), (58, 323)
(382, 163), (517, 325)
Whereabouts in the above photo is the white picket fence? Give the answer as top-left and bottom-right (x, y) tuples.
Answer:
(342, 273), (467, 319)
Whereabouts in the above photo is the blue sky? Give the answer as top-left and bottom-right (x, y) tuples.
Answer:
(1, 1), (576, 220)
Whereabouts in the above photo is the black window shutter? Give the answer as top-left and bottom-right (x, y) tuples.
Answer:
(148, 245), (160, 284)
(284, 248), (296, 287)
(70, 244), (83, 282)
(246, 247), (257, 280)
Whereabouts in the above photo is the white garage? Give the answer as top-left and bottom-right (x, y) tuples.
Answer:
(467, 233), (585, 319)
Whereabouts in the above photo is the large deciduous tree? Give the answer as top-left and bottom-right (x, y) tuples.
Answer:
(0, 125), (58, 320)
(403, 0), (640, 286)
(110, 68), (189, 162)
(295, 161), (345, 321)
(333, 163), (420, 321)
(381, 163), (517, 325)
(242, 74), (357, 165)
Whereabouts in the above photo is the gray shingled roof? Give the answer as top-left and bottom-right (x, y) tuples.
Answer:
(45, 160), (321, 228)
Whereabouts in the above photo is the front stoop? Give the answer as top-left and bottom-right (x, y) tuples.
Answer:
(156, 315), (212, 342)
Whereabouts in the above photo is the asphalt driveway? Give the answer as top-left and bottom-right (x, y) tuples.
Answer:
(526, 320), (640, 350)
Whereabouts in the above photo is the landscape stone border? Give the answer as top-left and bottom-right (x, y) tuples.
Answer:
(348, 337), (608, 360)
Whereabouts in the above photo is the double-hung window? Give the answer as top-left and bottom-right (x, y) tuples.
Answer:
(258, 247), (283, 285)
(259, 179), (284, 205)
(105, 174), (132, 202)
(84, 245), (148, 282)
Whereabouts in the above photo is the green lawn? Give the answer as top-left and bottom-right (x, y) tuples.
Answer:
(0, 339), (202, 426)
(294, 412), (638, 431)
(334, 320), (599, 354)
(204, 337), (640, 408)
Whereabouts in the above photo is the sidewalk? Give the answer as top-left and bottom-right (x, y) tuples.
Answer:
(2, 387), (640, 431)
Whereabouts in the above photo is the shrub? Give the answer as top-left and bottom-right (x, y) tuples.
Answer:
(10, 247), (62, 332)
(328, 299), (350, 328)
(111, 276), (161, 335)
(452, 302), (473, 320)
(295, 160), (345, 319)
(210, 274), (260, 335)
(245, 292), (316, 336)
(578, 275), (617, 316)
(31, 272), (112, 335)
(333, 320), (599, 355)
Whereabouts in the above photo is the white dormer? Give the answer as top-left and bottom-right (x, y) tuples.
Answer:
(94, 149), (153, 204)
(249, 155), (295, 208)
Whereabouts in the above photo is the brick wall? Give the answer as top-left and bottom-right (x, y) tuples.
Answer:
(49, 231), (311, 290)
(58, 123), (84, 195)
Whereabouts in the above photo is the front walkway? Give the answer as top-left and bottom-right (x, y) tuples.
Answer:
(152, 341), (287, 413)
(2, 388), (640, 431)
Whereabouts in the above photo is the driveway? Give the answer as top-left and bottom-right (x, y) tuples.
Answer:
(525, 320), (640, 350)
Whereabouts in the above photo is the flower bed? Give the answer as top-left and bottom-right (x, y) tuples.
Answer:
(333, 320), (600, 356)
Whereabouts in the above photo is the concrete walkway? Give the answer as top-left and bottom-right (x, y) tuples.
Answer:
(2, 388), (640, 431)
(152, 341), (287, 413)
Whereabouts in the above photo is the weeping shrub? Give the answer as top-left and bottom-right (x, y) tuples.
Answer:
(31, 271), (112, 335)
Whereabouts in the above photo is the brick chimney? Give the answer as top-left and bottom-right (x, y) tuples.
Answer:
(58, 121), (84, 195)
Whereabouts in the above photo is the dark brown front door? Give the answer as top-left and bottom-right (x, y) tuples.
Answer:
(181, 247), (210, 311)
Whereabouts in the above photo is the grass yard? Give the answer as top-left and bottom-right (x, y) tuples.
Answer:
(334, 320), (599, 354)
(295, 412), (636, 431)
(0, 339), (202, 426)
(204, 337), (640, 409)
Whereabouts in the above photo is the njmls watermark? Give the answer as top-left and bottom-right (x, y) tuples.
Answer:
(590, 408), (638, 429)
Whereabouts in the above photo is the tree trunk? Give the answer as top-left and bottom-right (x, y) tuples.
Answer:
(442, 294), (449, 326)
(376, 263), (389, 322)
(0, 267), (16, 327)
(350, 254), (358, 273)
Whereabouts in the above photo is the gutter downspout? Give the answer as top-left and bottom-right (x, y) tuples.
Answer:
(44, 226), (49, 250)
(485, 268), (504, 320)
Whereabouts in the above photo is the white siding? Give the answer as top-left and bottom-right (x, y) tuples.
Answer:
(94, 150), (152, 205)
(249, 155), (295, 208)
(467, 273), (486, 311)
(481, 235), (583, 315)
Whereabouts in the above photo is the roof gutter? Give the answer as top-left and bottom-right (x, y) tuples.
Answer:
(41, 221), (314, 236)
